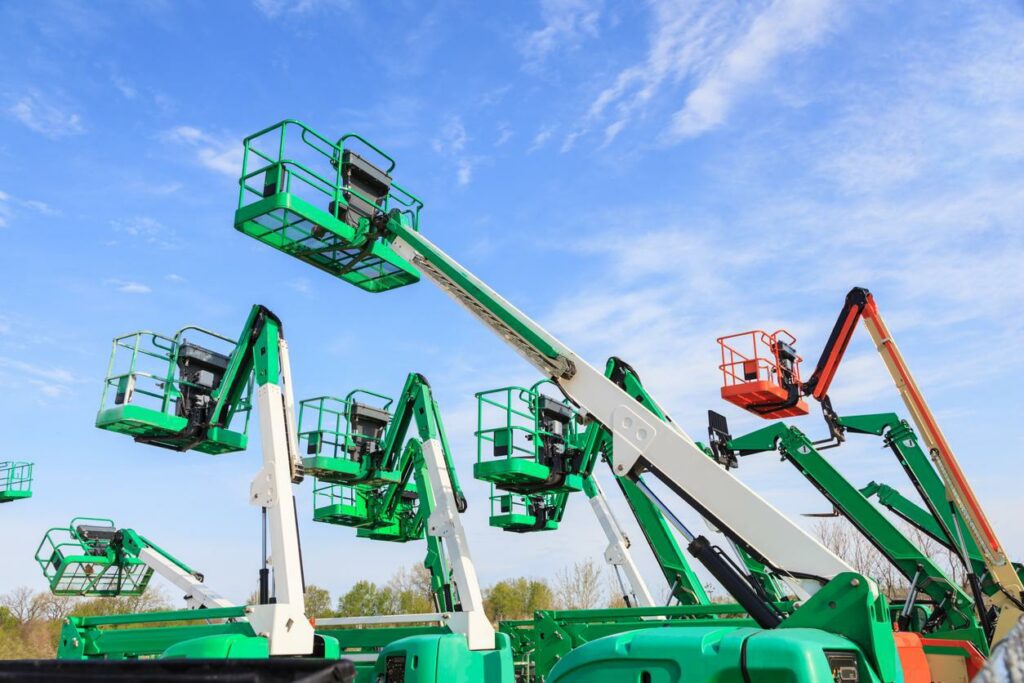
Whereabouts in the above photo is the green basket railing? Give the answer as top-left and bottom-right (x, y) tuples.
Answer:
(95, 326), (252, 455)
(474, 380), (584, 495)
(0, 461), (33, 502)
(234, 120), (422, 293)
(36, 518), (152, 597)
(488, 487), (560, 533)
(299, 390), (396, 484)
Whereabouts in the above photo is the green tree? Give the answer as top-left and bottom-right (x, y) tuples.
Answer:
(304, 585), (333, 618)
(387, 564), (435, 614)
(483, 577), (553, 622)
(336, 580), (397, 617)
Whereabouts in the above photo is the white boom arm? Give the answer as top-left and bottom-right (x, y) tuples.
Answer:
(421, 438), (495, 650)
(247, 338), (315, 655)
(392, 228), (852, 597)
(136, 547), (233, 610)
(585, 477), (655, 608)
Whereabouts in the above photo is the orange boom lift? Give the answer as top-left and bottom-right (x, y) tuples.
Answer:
(718, 287), (1024, 644)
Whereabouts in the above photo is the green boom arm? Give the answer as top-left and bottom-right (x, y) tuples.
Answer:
(728, 422), (986, 652)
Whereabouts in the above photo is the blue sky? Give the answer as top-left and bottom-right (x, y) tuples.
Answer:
(1, 0), (1022, 606)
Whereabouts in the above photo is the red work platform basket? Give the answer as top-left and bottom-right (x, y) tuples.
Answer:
(717, 330), (809, 419)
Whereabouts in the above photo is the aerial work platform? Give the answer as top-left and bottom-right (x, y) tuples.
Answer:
(36, 518), (152, 597)
(717, 329), (809, 419)
(474, 383), (585, 496)
(0, 461), (33, 503)
(95, 327), (251, 454)
(299, 391), (401, 486)
(234, 120), (420, 293)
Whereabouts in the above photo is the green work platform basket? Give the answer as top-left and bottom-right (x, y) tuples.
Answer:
(474, 382), (585, 496)
(95, 327), (251, 455)
(234, 120), (421, 293)
(36, 518), (152, 597)
(488, 490), (559, 533)
(355, 483), (424, 543)
(312, 480), (424, 543)
(299, 391), (401, 486)
(0, 461), (33, 503)
(312, 481), (374, 527)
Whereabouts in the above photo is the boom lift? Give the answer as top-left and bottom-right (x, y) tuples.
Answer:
(706, 414), (988, 653)
(94, 304), (321, 657)
(717, 287), (1024, 643)
(234, 120), (916, 683)
(0, 461), (32, 503)
(300, 373), (495, 653)
(36, 517), (232, 609)
(475, 379), (660, 609)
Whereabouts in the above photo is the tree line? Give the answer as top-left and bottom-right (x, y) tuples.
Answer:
(0, 558), (619, 659)
(0, 518), (969, 660)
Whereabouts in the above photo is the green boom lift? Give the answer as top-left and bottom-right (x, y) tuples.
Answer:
(91, 304), (333, 660)
(0, 460), (32, 503)
(37, 517), (232, 609)
(707, 414), (988, 655)
(300, 372), (507, 679)
(234, 119), (933, 683)
(839, 413), (1024, 597)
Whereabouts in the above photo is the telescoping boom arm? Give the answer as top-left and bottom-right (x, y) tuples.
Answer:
(231, 130), (853, 603)
(723, 287), (1024, 642)
(393, 225), (853, 597)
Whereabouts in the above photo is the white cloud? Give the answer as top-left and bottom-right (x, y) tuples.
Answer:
(0, 356), (80, 400)
(0, 190), (61, 227)
(288, 278), (312, 294)
(20, 199), (58, 216)
(433, 116), (478, 186)
(111, 216), (179, 249)
(163, 126), (242, 177)
(0, 357), (76, 384)
(105, 279), (152, 294)
(539, 3), (1024, 429)
(8, 92), (84, 138)
(112, 75), (137, 100)
(670, 0), (839, 140)
(166, 273), (186, 283)
(253, 0), (344, 18)
(456, 159), (473, 186)
(523, 0), (602, 67)
(495, 123), (513, 147)
(574, 0), (841, 146)
(529, 125), (555, 152)
(432, 116), (468, 155)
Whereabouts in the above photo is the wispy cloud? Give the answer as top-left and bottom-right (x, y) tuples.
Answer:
(163, 126), (241, 177)
(105, 279), (152, 294)
(573, 0), (841, 147)
(432, 115), (479, 186)
(110, 216), (179, 249)
(112, 75), (137, 100)
(7, 92), (84, 139)
(529, 125), (555, 152)
(253, 0), (352, 19)
(670, 0), (840, 140)
(288, 278), (312, 294)
(0, 190), (61, 228)
(542, 3), (1024, 427)
(522, 0), (603, 68)
(0, 357), (79, 399)
(495, 122), (513, 147)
